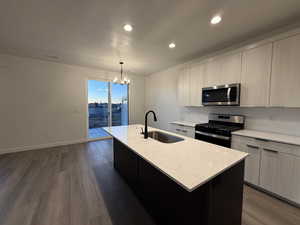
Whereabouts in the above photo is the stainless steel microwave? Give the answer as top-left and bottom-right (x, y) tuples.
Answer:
(202, 83), (241, 106)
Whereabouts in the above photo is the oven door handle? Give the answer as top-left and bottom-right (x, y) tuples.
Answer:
(195, 131), (230, 140)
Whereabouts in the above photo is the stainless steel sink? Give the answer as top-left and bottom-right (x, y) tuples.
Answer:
(148, 131), (184, 143)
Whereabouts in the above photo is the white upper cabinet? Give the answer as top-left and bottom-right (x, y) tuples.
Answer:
(177, 66), (190, 106)
(205, 59), (220, 87)
(189, 63), (206, 106)
(204, 53), (242, 87)
(270, 34), (300, 107)
(241, 43), (272, 106)
(177, 32), (300, 108)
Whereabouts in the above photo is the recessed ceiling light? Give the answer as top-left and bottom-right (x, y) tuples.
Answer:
(123, 24), (133, 32)
(211, 15), (222, 25)
(169, 42), (176, 49)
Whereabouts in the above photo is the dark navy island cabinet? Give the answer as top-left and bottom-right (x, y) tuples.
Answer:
(113, 138), (245, 225)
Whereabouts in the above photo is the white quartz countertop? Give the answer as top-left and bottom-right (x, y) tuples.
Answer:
(104, 125), (248, 192)
(232, 129), (300, 146)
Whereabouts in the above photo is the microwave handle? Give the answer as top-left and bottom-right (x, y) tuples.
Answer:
(227, 87), (231, 101)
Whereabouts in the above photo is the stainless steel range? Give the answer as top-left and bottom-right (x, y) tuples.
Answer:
(195, 114), (245, 148)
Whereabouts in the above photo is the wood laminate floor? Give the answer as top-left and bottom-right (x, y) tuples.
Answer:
(0, 140), (299, 225)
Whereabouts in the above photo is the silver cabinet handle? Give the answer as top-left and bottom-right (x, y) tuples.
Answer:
(263, 148), (278, 154)
(195, 131), (230, 140)
(175, 128), (181, 132)
(255, 138), (269, 142)
(182, 130), (187, 133)
(246, 144), (259, 149)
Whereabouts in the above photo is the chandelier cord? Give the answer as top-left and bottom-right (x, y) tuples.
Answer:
(121, 62), (123, 80)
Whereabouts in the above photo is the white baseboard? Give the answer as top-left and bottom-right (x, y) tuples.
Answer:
(0, 138), (89, 155)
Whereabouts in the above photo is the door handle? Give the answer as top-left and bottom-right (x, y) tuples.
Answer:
(246, 144), (259, 149)
(263, 148), (278, 154)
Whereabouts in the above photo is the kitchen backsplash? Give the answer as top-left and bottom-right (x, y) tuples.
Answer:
(180, 107), (300, 137)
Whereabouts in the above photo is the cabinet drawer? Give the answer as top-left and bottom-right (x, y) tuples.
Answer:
(262, 141), (300, 157)
(232, 135), (265, 148)
(169, 123), (195, 138)
(233, 135), (300, 157)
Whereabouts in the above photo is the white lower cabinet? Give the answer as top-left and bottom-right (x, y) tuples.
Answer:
(261, 148), (300, 203)
(231, 136), (261, 185)
(232, 134), (300, 205)
(169, 123), (195, 138)
(287, 155), (300, 203)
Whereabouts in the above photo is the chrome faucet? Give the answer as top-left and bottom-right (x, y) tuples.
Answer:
(144, 110), (157, 139)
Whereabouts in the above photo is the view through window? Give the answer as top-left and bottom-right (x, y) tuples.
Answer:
(88, 80), (129, 138)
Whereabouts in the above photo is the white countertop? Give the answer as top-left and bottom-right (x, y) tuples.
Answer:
(232, 129), (300, 146)
(169, 121), (198, 127)
(104, 125), (248, 192)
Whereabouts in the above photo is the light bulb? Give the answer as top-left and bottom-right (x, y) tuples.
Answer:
(169, 42), (176, 49)
(123, 24), (133, 32)
(211, 15), (222, 25)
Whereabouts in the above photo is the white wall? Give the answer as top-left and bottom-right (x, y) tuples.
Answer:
(145, 66), (182, 130)
(0, 54), (145, 154)
(145, 65), (300, 137)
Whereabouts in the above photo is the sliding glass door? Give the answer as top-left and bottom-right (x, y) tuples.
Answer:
(88, 80), (129, 139)
(111, 83), (128, 126)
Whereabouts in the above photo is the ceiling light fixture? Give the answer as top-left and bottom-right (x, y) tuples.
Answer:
(211, 15), (222, 25)
(169, 42), (176, 49)
(113, 62), (130, 85)
(123, 24), (133, 32)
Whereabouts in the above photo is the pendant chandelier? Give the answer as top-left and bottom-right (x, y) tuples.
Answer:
(113, 61), (130, 84)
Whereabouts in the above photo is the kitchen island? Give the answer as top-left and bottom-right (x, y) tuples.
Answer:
(104, 125), (248, 225)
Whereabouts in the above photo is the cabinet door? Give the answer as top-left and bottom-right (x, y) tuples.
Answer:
(138, 158), (202, 225)
(231, 137), (261, 185)
(220, 52), (242, 85)
(287, 155), (300, 203)
(260, 148), (281, 195)
(260, 147), (300, 204)
(177, 67), (190, 106)
(205, 53), (242, 87)
(270, 34), (300, 107)
(243, 144), (261, 186)
(113, 139), (139, 190)
(189, 63), (205, 106)
(241, 44), (272, 106)
(205, 59), (220, 87)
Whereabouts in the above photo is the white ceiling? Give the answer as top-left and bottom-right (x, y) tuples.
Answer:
(1, 0), (300, 75)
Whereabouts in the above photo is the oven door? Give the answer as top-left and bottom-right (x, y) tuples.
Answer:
(202, 83), (240, 106)
(195, 131), (231, 148)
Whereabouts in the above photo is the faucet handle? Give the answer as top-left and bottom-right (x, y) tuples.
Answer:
(140, 127), (144, 134)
